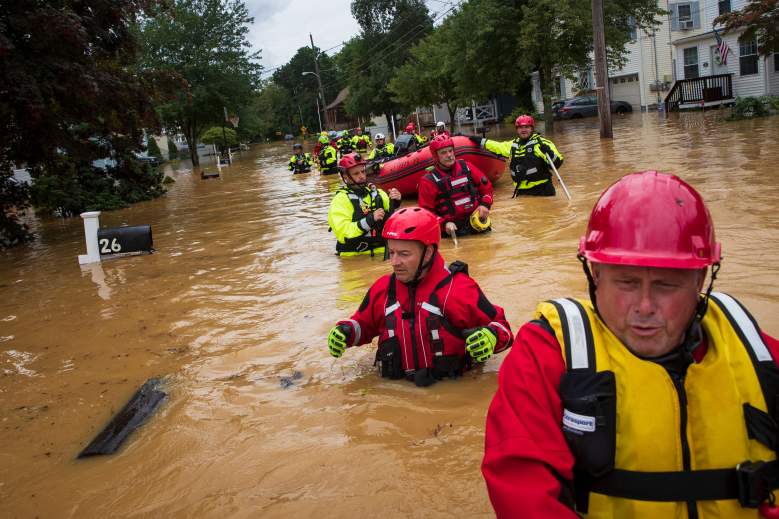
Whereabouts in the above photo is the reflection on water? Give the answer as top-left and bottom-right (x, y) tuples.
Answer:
(1, 112), (778, 517)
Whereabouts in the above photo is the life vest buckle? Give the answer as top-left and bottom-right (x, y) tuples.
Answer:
(737, 460), (778, 508)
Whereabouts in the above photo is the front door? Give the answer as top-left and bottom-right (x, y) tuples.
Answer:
(710, 45), (729, 75)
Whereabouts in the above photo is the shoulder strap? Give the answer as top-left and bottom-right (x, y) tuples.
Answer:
(709, 292), (779, 423)
(547, 298), (596, 372)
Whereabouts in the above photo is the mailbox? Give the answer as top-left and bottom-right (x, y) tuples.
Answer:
(97, 225), (153, 257)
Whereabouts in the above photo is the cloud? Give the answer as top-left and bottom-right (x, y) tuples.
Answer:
(247, 0), (360, 73)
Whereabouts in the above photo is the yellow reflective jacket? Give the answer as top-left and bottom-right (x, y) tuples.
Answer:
(484, 132), (563, 190)
(367, 143), (395, 160)
(288, 152), (312, 172)
(535, 294), (777, 518)
(327, 186), (391, 257)
(318, 145), (338, 174)
(351, 134), (371, 152)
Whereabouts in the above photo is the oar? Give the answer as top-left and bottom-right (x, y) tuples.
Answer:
(447, 227), (459, 247)
(546, 153), (572, 200)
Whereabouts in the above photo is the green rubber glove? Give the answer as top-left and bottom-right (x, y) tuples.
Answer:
(328, 325), (350, 358)
(465, 326), (497, 362)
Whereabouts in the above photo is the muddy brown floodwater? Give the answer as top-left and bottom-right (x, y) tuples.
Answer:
(1, 111), (778, 518)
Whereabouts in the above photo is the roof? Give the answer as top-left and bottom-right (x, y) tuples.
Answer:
(325, 87), (349, 110)
(671, 28), (741, 46)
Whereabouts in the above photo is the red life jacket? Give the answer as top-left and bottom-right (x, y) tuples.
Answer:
(424, 160), (480, 223)
(375, 260), (472, 386)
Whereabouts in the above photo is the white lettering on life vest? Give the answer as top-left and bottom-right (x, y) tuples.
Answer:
(563, 409), (596, 434)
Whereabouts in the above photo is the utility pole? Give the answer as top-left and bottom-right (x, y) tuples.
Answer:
(591, 0), (613, 138)
(310, 33), (330, 129)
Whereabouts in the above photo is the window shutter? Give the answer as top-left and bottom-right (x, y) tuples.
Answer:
(691, 1), (701, 29)
(670, 4), (679, 31)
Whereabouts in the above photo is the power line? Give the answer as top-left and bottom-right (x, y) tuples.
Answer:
(259, 1), (461, 79)
(318, 4), (459, 91)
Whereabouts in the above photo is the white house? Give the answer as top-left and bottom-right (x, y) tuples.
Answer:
(668, 0), (779, 107)
(531, 0), (778, 113)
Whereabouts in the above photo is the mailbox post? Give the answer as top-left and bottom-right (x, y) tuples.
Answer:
(78, 211), (102, 265)
(77, 211), (154, 264)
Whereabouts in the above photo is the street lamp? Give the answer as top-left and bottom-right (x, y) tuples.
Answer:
(302, 70), (329, 129)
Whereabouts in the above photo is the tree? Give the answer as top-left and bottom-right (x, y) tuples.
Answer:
(715, 0), (779, 55)
(147, 136), (163, 159)
(271, 46), (343, 133)
(167, 137), (178, 159)
(138, 0), (262, 167)
(516, 0), (662, 131)
(388, 22), (462, 123)
(200, 126), (238, 147)
(0, 0), (167, 245)
(342, 0), (434, 127)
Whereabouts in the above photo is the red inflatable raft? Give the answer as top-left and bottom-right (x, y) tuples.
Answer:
(366, 135), (506, 197)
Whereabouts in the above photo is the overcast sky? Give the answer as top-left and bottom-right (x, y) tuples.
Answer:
(245, 0), (457, 77)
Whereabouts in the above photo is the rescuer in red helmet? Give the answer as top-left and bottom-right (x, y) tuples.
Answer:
(482, 171), (779, 518)
(403, 121), (427, 147)
(327, 206), (513, 387)
(467, 114), (563, 197)
(418, 134), (494, 237)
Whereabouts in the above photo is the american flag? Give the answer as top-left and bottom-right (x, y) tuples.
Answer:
(714, 28), (730, 65)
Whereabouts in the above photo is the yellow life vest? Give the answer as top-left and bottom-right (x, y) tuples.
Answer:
(535, 293), (779, 518)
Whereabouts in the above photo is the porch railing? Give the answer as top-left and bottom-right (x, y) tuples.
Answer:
(664, 73), (733, 112)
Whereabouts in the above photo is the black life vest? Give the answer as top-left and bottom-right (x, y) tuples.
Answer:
(509, 135), (551, 184)
(335, 188), (385, 255)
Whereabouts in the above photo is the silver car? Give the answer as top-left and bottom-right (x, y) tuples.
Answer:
(554, 95), (633, 119)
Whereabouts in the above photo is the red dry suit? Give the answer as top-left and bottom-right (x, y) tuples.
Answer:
(418, 159), (493, 230)
(336, 253), (512, 384)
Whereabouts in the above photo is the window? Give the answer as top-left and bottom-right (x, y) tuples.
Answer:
(678, 3), (692, 21)
(739, 38), (758, 76)
(627, 16), (637, 41)
(718, 0), (730, 15)
(684, 47), (699, 79)
(775, 53), (779, 72)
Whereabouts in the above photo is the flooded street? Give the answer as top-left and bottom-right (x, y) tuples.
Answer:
(2, 111), (778, 518)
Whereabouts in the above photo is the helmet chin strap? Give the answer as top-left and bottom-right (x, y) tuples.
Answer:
(407, 244), (438, 286)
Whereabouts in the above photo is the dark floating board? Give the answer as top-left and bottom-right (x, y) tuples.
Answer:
(78, 378), (167, 458)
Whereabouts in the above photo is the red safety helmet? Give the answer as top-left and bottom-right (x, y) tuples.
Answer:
(429, 134), (454, 163)
(338, 152), (365, 173)
(515, 115), (535, 127)
(382, 207), (441, 246)
(405, 122), (416, 133)
(579, 171), (721, 269)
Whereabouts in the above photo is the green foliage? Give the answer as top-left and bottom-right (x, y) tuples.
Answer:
(270, 46), (343, 133)
(167, 137), (178, 159)
(138, 0), (262, 166)
(147, 136), (163, 158)
(715, 0), (779, 56)
(200, 126), (238, 147)
(516, 0), (663, 131)
(728, 96), (772, 119)
(761, 95), (779, 111)
(341, 0), (433, 119)
(0, 161), (32, 248)
(29, 156), (165, 217)
(0, 0), (165, 246)
(504, 106), (541, 125)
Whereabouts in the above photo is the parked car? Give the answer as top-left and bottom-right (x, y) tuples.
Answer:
(134, 152), (162, 167)
(553, 95), (633, 119)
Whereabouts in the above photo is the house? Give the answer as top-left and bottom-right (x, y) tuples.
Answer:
(665, 0), (779, 110)
(530, 0), (779, 113)
(324, 87), (360, 130)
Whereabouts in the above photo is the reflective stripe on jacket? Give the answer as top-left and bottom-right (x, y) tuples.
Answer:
(534, 294), (777, 518)
(337, 253), (513, 373)
(484, 133), (563, 189)
(327, 186), (390, 256)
